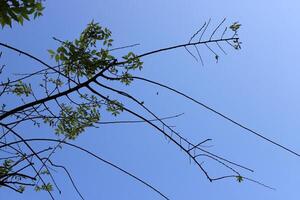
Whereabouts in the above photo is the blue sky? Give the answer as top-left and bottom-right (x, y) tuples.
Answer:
(1, 0), (300, 199)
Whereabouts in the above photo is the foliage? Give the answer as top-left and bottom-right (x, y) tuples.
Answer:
(54, 104), (100, 139)
(35, 182), (53, 192)
(0, 0), (44, 28)
(236, 175), (244, 183)
(44, 21), (141, 139)
(11, 81), (32, 96)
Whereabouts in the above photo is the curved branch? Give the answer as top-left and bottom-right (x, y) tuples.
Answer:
(127, 76), (300, 158)
(86, 85), (214, 181)
(44, 159), (84, 200)
(0, 138), (170, 200)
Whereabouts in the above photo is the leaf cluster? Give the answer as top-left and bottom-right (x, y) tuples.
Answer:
(48, 21), (116, 78)
(11, 81), (32, 97)
(0, 159), (14, 177)
(54, 104), (100, 139)
(0, 0), (44, 28)
(35, 182), (52, 192)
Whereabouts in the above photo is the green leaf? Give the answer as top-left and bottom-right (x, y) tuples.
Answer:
(2, 14), (12, 27)
(236, 175), (243, 183)
(47, 49), (55, 58)
(17, 15), (24, 25)
(20, 12), (30, 21)
(55, 54), (60, 62)
(7, 10), (18, 22)
(230, 22), (241, 32)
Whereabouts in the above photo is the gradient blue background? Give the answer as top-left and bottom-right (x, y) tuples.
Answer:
(1, 0), (300, 199)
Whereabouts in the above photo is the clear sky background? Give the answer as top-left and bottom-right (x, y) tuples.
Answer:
(1, 0), (300, 199)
